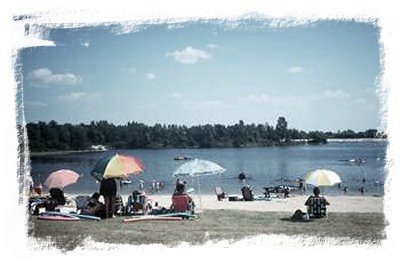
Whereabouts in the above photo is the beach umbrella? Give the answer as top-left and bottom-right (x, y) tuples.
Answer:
(44, 169), (80, 189)
(304, 169), (342, 187)
(172, 158), (226, 210)
(91, 153), (145, 181)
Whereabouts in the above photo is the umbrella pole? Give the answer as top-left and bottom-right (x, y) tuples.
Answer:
(197, 176), (202, 210)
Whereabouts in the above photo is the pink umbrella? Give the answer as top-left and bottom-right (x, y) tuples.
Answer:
(44, 169), (80, 189)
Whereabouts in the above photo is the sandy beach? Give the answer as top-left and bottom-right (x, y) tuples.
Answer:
(28, 193), (385, 250)
(140, 194), (384, 213)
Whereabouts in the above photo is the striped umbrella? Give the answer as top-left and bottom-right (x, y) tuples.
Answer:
(91, 153), (145, 181)
(304, 169), (342, 187)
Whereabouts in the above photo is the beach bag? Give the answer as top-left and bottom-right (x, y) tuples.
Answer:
(291, 209), (310, 221)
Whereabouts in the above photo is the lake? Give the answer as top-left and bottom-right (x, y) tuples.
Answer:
(29, 140), (387, 196)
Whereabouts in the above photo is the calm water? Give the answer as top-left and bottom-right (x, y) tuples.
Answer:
(30, 141), (387, 196)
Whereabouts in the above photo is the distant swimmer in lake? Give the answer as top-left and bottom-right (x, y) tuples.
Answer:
(238, 172), (246, 181)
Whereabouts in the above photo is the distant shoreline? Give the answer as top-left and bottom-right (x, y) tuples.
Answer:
(28, 138), (386, 157)
(29, 149), (108, 157)
(327, 138), (387, 142)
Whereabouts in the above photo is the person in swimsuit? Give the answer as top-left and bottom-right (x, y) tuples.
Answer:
(81, 192), (105, 218)
(99, 178), (117, 218)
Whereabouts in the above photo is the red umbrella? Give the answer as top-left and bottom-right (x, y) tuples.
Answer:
(44, 169), (80, 189)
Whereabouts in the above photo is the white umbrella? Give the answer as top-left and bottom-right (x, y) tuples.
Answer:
(304, 169), (342, 187)
(172, 159), (226, 210)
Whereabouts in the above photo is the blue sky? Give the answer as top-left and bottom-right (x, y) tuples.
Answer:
(21, 20), (381, 131)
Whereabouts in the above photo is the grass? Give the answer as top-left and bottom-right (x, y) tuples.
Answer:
(28, 210), (387, 251)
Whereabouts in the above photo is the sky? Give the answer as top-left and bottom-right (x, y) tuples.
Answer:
(20, 20), (382, 132)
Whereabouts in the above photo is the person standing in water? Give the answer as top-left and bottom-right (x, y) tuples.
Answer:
(238, 172), (246, 181)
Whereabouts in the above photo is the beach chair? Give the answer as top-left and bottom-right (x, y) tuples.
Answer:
(215, 186), (228, 201)
(114, 195), (124, 216)
(306, 196), (328, 218)
(126, 190), (151, 215)
(171, 194), (192, 212)
(241, 185), (254, 201)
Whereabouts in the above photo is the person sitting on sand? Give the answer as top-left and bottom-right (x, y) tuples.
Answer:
(241, 185), (254, 201)
(33, 183), (43, 196)
(175, 179), (187, 193)
(171, 180), (195, 212)
(305, 187), (330, 218)
(33, 187), (66, 214)
(80, 192), (106, 218)
(46, 187), (66, 210)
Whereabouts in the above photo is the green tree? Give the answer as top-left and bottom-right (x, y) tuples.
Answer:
(275, 116), (288, 142)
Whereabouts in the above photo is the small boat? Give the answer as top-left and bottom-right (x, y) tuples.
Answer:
(338, 158), (365, 165)
(121, 180), (132, 185)
(173, 156), (192, 161)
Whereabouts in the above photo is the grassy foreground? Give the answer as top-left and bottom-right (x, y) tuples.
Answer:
(28, 210), (386, 251)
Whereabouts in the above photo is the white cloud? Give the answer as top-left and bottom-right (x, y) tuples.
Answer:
(171, 92), (182, 99)
(240, 94), (270, 104)
(166, 46), (212, 64)
(58, 91), (100, 102)
(146, 73), (156, 80)
(25, 100), (47, 107)
(288, 66), (303, 73)
(27, 68), (81, 87)
(322, 89), (350, 99)
(81, 41), (90, 48)
(206, 43), (219, 49)
(58, 92), (86, 102)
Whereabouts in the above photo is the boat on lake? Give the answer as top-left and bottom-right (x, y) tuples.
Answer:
(173, 156), (192, 161)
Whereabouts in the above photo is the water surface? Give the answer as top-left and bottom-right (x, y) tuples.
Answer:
(30, 141), (387, 196)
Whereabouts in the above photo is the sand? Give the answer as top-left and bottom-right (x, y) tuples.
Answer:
(119, 193), (384, 213)
(28, 193), (385, 250)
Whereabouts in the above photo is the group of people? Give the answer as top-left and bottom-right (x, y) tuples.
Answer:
(337, 178), (368, 195)
(29, 178), (117, 219)
(29, 172), (333, 221)
(30, 187), (67, 215)
(30, 176), (197, 218)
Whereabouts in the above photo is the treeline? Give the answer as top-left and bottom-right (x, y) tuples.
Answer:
(24, 117), (385, 152)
